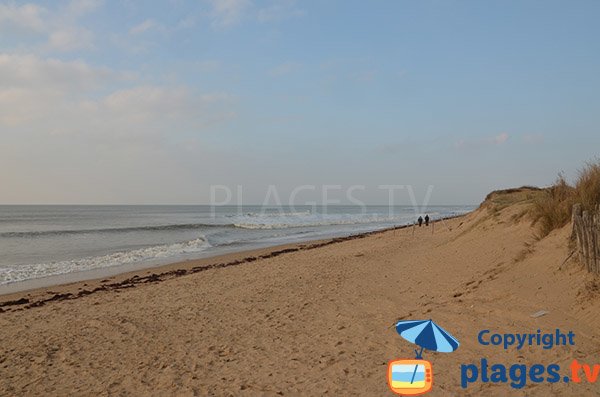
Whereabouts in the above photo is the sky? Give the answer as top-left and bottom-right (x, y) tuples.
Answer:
(0, 0), (599, 205)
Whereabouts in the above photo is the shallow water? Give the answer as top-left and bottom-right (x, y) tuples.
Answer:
(0, 205), (473, 286)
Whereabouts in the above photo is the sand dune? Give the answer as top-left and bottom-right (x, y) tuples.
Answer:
(1, 189), (599, 396)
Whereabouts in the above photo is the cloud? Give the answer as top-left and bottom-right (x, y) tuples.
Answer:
(206, 0), (304, 28)
(129, 19), (160, 35)
(208, 0), (252, 28)
(257, 0), (305, 22)
(0, 54), (235, 137)
(0, 1), (103, 53)
(65, 0), (104, 18)
(0, 3), (46, 32)
(493, 132), (509, 145)
(0, 54), (131, 126)
(100, 86), (223, 125)
(0, 53), (124, 91)
(453, 139), (466, 149)
(0, 53), (237, 203)
(45, 1), (103, 51)
(47, 27), (94, 52)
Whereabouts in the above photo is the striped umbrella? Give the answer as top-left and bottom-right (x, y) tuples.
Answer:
(395, 319), (459, 358)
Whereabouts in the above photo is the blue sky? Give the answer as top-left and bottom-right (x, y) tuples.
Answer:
(1, 0), (599, 205)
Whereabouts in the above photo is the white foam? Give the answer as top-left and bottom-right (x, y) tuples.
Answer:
(232, 213), (414, 230)
(0, 236), (210, 285)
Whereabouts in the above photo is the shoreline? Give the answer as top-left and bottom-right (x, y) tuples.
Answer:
(0, 224), (407, 296)
(3, 195), (600, 395)
(0, 218), (450, 310)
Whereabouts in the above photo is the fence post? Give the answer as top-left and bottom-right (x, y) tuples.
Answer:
(593, 212), (599, 274)
(597, 205), (600, 274)
(583, 211), (592, 272)
(572, 204), (583, 264)
(572, 204), (600, 274)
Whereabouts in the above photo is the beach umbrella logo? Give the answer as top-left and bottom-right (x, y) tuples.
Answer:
(387, 319), (460, 396)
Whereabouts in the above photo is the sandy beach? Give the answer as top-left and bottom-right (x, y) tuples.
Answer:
(2, 2), (599, 395)
(1, 189), (599, 396)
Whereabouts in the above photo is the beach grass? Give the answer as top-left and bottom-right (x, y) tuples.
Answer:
(532, 160), (600, 237)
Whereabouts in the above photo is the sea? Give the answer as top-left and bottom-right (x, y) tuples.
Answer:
(0, 205), (473, 291)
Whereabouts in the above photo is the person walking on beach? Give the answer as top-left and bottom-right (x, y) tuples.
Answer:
(424, 214), (430, 226)
(418, 216), (423, 227)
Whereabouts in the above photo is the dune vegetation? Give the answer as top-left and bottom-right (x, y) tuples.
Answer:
(532, 160), (600, 237)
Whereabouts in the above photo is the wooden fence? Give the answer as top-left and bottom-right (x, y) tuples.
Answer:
(572, 204), (600, 273)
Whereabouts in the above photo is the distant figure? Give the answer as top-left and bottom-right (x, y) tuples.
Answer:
(424, 214), (430, 226)
(418, 216), (423, 227)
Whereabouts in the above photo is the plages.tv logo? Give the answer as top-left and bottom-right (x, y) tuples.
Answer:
(388, 319), (460, 396)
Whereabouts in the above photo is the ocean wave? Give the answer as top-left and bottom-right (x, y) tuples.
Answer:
(0, 213), (421, 236)
(232, 214), (411, 230)
(1, 210), (473, 237)
(0, 236), (211, 285)
(0, 223), (225, 238)
(225, 210), (311, 218)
